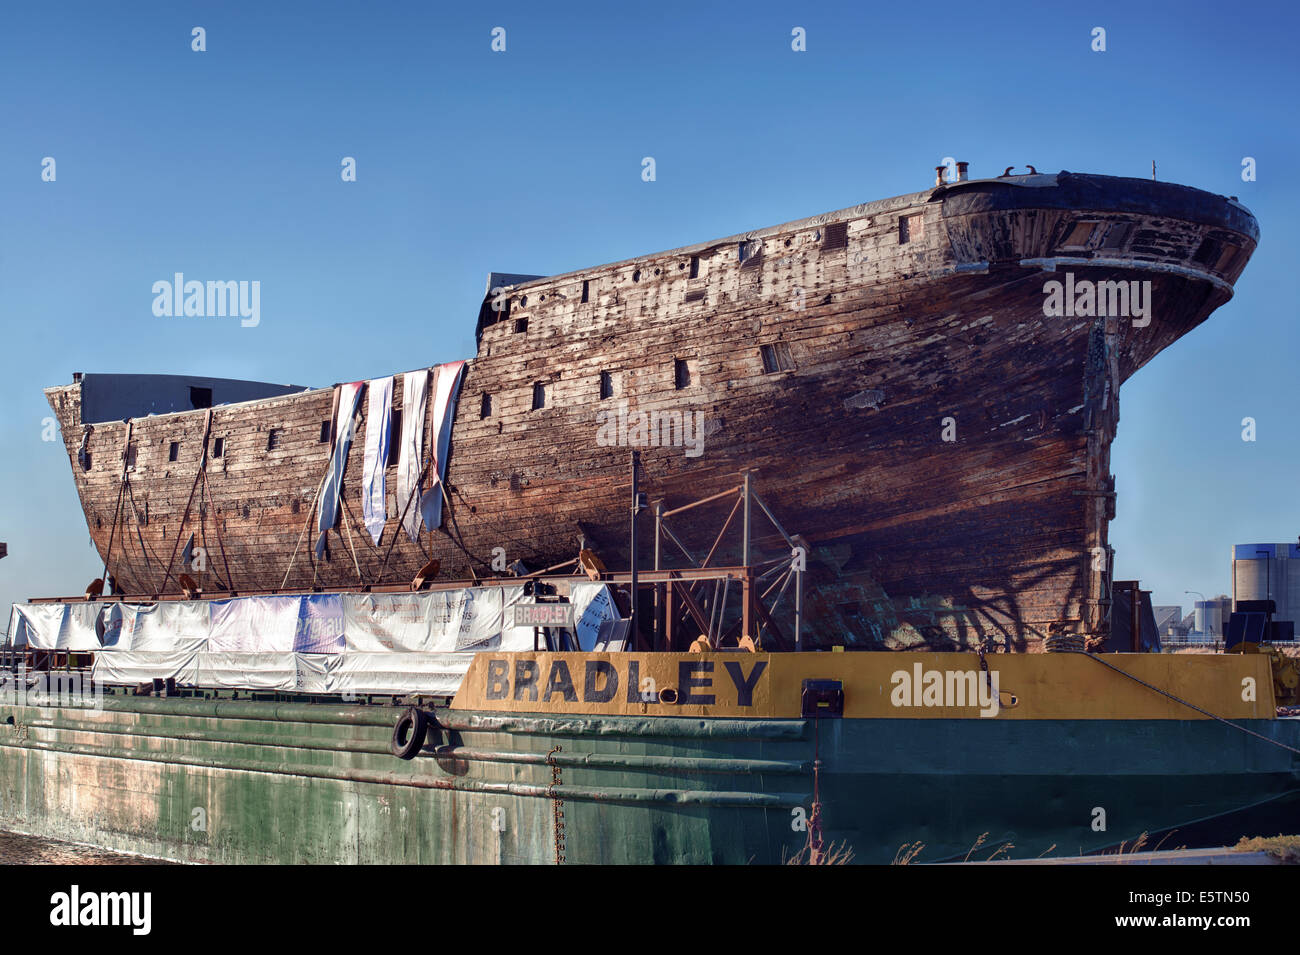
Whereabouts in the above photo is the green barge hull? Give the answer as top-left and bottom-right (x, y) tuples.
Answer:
(1, 658), (1296, 864)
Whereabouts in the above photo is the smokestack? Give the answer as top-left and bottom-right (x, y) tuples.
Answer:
(956, 161), (969, 182)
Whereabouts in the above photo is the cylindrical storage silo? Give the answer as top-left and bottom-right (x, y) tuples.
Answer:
(1233, 543), (1299, 630)
(1233, 543), (1274, 606)
(1194, 598), (1231, 638)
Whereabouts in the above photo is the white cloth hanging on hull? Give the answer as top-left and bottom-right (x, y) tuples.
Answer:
(361, 376), (393, 545)
(418, 361), (466, 533)
(396, 370), (428, 544)
(315, 381), (365, 559)
(394, 361), (466, 544)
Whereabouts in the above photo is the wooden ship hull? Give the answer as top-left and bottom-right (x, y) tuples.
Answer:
(46, 168), (1258, 651)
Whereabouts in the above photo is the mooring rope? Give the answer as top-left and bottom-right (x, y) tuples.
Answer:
(1078, 651), (1300, 756)
(201, 469), (235, 592)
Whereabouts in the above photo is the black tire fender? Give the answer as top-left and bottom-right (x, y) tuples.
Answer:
(390, 707), (428, 760)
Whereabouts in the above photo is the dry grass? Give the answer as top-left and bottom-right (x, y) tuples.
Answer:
(957, 831), (1016, 862)
(1233, 835), (1300, 863)
(892, 841), (925, 865)
(784, 839), (856, 865)
(890, 832), (1018, 865)
(963, 832), (987, 862)
(985, 841), (1015, 862)
(1118, 831), (1150, 855)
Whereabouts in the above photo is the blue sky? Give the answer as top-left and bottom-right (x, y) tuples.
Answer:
(2, 0), (1297, 627)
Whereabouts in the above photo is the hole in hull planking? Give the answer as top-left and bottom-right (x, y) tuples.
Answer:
(899, 213), (924, 244)
(760, 342), (795, 374)
(387, 410), (402, 465)
(674, 359), (691, 390)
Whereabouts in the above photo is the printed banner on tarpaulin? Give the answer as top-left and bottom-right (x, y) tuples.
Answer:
(295, 594), (345, 653)
(419, 361), (466, 532)
(315, 381), (365, 559)
(361, 376), (393, 545)
(569, 583), (620, 651)
(200, 595), (347, 654)
(341, 587), (531, 654)
(397, 370), (428, 544)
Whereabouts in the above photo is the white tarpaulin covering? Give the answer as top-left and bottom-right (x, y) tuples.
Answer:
(92, 647), (202, 686)
(195, 651), (311, 692)
(208, 594), (345, 653)
(7, 602), (107, 650)
(209, 596), (298, 652)
(111, 601), (211, 651)
(7, 583), (622, 697)
(330, 652), (472, 696)
(90, 650), (472, 696)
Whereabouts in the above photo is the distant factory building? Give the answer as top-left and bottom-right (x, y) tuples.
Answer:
(1153, 605), (1185, 636)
